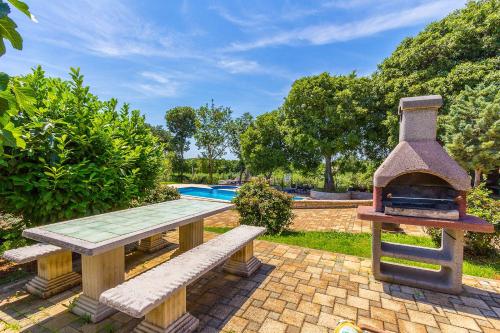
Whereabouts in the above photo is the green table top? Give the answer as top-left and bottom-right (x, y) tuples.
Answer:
(23, 199), (233, 255)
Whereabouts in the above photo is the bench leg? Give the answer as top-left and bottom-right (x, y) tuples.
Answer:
(72, 246), (124, 323)
(138, 233), (170, 253)
(178, 219), (204, 253)
(223, 241), (261, 277)
(134, 287), (199, 333)
(26, 250), (81, 299)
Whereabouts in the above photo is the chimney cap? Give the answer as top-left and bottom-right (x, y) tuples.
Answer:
(399, 95), (443, 113)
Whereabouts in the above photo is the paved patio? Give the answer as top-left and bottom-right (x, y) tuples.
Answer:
(1, 231), (499, 333)
(205, 209), (427, 236)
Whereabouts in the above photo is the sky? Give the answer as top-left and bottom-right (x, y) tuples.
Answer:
(1, 0), (467, 158)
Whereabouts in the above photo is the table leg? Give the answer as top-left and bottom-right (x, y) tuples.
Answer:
(223, 240), (261, 277)
(72, 246), (124, 323)
(26, 250), (81, 298)
(138, 233), (170, 253)
(178, 219), (204, 253)
(134, 287), (198, 333)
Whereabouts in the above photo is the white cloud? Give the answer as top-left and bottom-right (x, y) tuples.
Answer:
(216, 59), (261, 74)
(131, 72), (182, 98)
(224, 0), (466, 52)
(31, 0), (202, 59)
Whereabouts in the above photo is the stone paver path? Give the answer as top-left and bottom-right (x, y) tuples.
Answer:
(1, 231), (499, 333)
(205, 208), (426, 236)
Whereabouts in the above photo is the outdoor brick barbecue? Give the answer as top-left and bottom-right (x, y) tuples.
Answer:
(358, 95), (493, 294)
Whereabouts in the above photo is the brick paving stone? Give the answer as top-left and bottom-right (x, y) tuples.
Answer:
(371, 306), (397, 324)
(259, 318), (287, 333)
(243, 306), (269, 324)
(312, 293), (334, 307)
(358, 288), (380, 302)
(317, 312), (342, 329)
(357, 316), (384, 330)
(280, 309), (305, 327)
(296, 284), (316, 297)
(397, 319), (427, 333)
(446, 312), (481, 331)
(262, 298), (286, 313)
(300, 322), (328, 333)
(407, 309), (438, 327)
(297, 301), (321, 317)
(347, 295), (370, 310)
(222, 316), (249, 333)
(326, 286), (347, 298)
(438, 322), (468, 333)
(333, 303), (357, 321)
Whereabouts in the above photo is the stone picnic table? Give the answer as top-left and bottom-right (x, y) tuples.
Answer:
(22, 198), (233, 322)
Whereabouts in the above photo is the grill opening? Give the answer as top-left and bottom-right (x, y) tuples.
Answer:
(382, 173), (460, 219)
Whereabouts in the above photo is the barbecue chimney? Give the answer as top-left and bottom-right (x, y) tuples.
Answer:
(373, 95), (470, 220)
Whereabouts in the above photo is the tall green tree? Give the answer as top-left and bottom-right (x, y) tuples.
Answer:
(376, 0), (500, 146)
(444, 84), (499, 187)
(282, 72), (367, 191)
(165, 106), (196, 178)
(194, 100), (232, 184)
(227, 112), (253, 182)
(240, 110), (288, 179)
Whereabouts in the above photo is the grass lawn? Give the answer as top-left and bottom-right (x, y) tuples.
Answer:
(205, 226), (499, 279)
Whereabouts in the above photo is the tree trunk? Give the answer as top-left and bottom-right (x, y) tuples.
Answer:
(474, 169), (481, 187)
(324, 155), (334, 192)
(238, 167), (245, 184)
(179, 151), (184, 180)
(208, 159), (213, 184)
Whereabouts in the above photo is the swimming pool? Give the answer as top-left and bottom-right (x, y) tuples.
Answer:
(210, 185), (239, 190)
(178, 187), (303, 201)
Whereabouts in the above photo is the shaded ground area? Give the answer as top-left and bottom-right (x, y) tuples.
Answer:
(1, 231), (499, 333)
(204, 208), (427, 237)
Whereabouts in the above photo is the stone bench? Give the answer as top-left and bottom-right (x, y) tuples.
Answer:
(3, 243), (81, 298)
(99, 225), (265, 333)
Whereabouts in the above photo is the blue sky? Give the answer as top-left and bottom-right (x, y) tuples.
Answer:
(1, 0), (466, 157)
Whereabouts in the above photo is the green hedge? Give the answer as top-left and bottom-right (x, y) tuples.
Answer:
(0, 67), (164, 226)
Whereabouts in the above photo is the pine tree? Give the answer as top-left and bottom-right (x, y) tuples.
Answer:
(444, 84), (500, 186)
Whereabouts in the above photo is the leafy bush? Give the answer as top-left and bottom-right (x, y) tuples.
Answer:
(426, 183), (499, 255)
(0, 67), (164, 226)
(131, 184), (180, 207)
(233, 178), (294, 235)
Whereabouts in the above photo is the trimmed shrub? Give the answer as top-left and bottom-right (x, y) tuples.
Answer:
(426, 183), (499, 255)
(233, 178), (294, 235)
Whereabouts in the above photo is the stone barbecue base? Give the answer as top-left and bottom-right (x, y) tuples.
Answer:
(372, 222), (464, 294)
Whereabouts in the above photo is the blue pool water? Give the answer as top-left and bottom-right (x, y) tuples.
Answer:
(178, 187), (303, 201)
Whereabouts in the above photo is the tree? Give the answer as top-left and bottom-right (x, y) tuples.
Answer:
(145, 124), (172, 154)
(376, 0), (500, 146)
(227, 112), (253, 182)
(165, 106), (196, 178)
(240, 110), (288, 179)
(282, 72), (367, 191)
(194, 100), (232, 184)
(443, 84), (499, 187)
